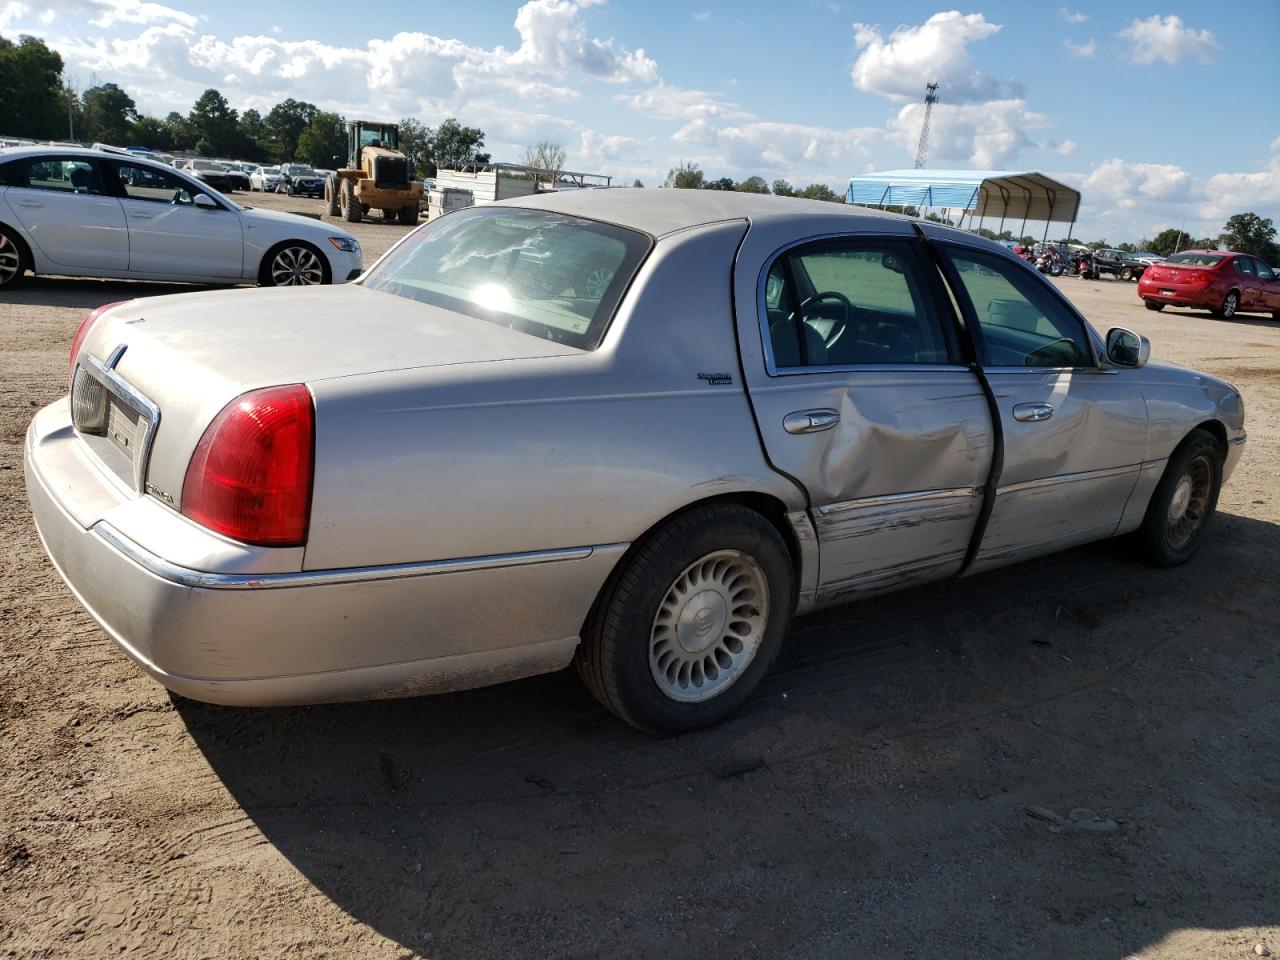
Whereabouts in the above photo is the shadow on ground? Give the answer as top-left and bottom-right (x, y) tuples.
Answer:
(6, 276), (226, 309)
(177, 513), (1280, 959)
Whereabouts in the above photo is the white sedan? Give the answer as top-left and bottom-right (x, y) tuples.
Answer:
(249, 165), (282, 192)
(0, 146), (362, 289)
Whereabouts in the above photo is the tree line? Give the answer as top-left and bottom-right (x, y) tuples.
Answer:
(661, 161), (844, 202)
(0, 33), (491, 173)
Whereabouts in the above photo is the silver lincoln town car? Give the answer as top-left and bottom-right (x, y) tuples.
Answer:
(26, 191), (1246, 733)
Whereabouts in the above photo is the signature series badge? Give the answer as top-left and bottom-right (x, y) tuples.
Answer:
(697, 372), (734, 386)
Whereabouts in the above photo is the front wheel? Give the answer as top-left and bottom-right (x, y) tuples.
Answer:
(1213, 290), (1239, 319)
(260, 242), (329, 286)
(1134, 429), (1222, 567)
(576, 504), (794, 734)
(0, 227), (26, 289)
(1120, 267), (1134, 281)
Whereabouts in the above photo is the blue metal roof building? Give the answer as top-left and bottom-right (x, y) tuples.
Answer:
(847, 169), (1081, 241)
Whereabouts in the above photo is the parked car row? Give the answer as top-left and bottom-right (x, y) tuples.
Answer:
(20, 189), (1248, 733)
(0, 145), (362, 289)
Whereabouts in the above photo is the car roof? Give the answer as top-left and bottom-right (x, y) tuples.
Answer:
(0, 144), (176, 166)
(500, 188), (910, 238)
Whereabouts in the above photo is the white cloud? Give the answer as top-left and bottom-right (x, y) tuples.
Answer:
(888, 99), (1048, 168)
(1063, 38), (1096, 58)
(1044, 139), (1078, 156)
(692, 10), (709, 21)
(1118, 14), (1219, 65)
(850, 12), (1018, 105)
(1059, 8), (1087, 23)
(1083, 158), (1194, 208)
(672, 117), (883, 180)
(507, 0), (656, 83)
(0, 1), (30, 30)
(619, 82), (754, 122)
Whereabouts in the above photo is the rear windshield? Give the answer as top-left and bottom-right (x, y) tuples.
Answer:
(1165, 252), (1224, 267)
(361, 207), (651, 350)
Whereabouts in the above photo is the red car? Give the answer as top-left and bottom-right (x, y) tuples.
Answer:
(1139, 250), (1280, 319)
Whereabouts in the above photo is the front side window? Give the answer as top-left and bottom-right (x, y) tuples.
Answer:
(9, 156), (103, 195)
(113, 162), (198, 205)
(764, 238), (951, 369)
(941, 246), (1092, 368)
(1254, 259), (1276, 281)
(360, 207), (650, 350)
(1234, 257), (1255, 276)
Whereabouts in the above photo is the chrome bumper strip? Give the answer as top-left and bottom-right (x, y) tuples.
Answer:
(817, 486), (981, 516)
(94, 521), (616, 591)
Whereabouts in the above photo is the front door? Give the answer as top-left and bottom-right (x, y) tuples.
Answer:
(4, 155), (128, 270)
(108, 160), (244, 280)
(934, 240), (1148, 573)
(737, 230), (995, 605)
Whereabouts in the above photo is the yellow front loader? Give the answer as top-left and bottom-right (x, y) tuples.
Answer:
(324, 120), (423, 225)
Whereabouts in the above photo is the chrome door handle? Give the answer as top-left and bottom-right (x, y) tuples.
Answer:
(783, 409), (840, 434)
(1012, 402), (1054, 422)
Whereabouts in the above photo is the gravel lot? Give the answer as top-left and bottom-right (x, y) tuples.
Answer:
(2, 194), (1277, 959)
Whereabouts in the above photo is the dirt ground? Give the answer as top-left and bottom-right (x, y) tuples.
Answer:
(1, 195), (1277, 960)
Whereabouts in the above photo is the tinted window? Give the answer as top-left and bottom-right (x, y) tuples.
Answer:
(360, 206), (650, 351)
(9, 156), (103, 195)
(942, 246), (1092, 368)
(113, 162), (198, 204)
(765, 238), (950, 368)
(1166, 252), (1225, 267)
(1234, 257), (1255, 276)
(1255, 259), (1276, 281)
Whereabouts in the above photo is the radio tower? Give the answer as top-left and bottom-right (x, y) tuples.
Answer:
(914, 82), (939, 169)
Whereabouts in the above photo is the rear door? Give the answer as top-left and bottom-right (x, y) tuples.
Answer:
(734, 223), (994, 605)
(106, 160), (244, 280)
(1253, 258), (1280, 311)
(3, 155), (128, 270)
(1232, 255), (1260, 310)
(934, 240), (1147, 572)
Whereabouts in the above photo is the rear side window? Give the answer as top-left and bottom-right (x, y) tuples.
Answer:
(941, 246), (1092, 368)
(1234, 257), (1255, 276)
(8, 156), (103, 195)
(361, 207), (651, 350)
(763, 238), (951, 369)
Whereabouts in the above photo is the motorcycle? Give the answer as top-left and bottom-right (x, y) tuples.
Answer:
(1074, 251), (1098, 279)
(1035, 252), (1064, 277)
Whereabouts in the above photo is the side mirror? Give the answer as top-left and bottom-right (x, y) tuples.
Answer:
(1106, 327), (1150, 368)
(193, 194), (218, 210)
(881, 252), (905, 274)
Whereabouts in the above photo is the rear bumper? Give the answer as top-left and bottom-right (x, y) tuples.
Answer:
(1138, 280), (1217, 308)
(25, 401), (624, 706)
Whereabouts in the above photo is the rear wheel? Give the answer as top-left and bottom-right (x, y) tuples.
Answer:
(324, 176), (341, 217)
(1213, 290), (1239, 319)
(0, 227), (25, 289)
(576, 503), (794, 734)
(1145, 300), (1165, 311)
(1120, 267), (1134, 281)
(397, 205), (418, 225)
(340, 179), (361, 223)
(1135, 429), (1222, 567)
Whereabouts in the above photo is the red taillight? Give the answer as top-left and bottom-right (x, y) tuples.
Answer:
(69, 300), (129, 384)
(180, 384), (314, 547)
(1185, 270), (1214, 285)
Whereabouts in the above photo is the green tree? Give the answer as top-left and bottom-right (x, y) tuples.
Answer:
(924, 212), (954, 226)
(398, 117), (432, 176)
(736, 175), (769, 194)
(772, 179), (796, 197)
(631, 178), (645, 188)
(703, 176), (736, 190)
(797, 183), (841, 203)
(522, 140), (567, 187)
(1220, 212), (1278, 262)
(264, 98), (318, 161)
(238, 108), (266, 153)
(0, 35), (68, 140)
(80, 82), (137, 145)
(296, 111), (345, 168)
(665, 161), (704, 189)
(164, 111), (193, 150)
(129, 116), (172, 150)
(1149, 228), (1194, 257)
(431, 118), (489, 170)
(189, 88), (241, 156)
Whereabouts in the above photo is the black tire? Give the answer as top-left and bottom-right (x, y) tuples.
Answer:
(397, 205), (418, 225)
(1145, 300), (1165, 311)
(1120, 267), (1134, 281)
(257, 240), (331, 287)
(1213, 290), (1239, 319)
(1134, 429), (1223, 567)
(340, 179), (362, 223)
(380, 207), (398, 223)
(324, 176), (341, 217)
(576, 503), (795, 734)
(0, 224), (28, 289)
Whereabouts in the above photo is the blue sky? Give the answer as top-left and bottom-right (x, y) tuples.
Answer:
(2, 0), (1277, 241)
